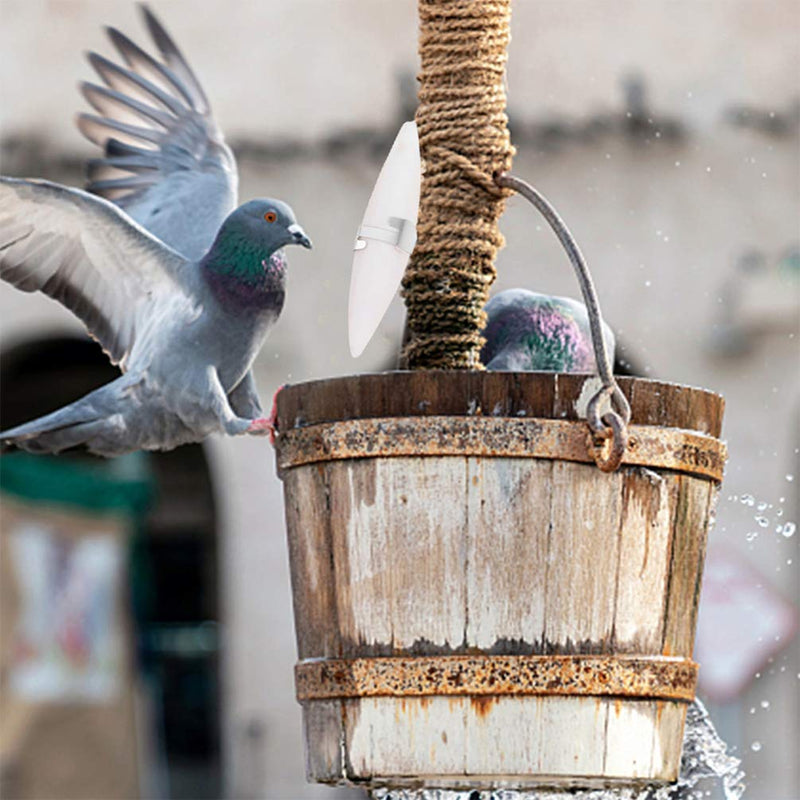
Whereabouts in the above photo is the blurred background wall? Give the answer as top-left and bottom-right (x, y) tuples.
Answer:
(0, 1), (797, 798)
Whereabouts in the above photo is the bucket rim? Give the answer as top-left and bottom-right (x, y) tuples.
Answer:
(275, 371), (725, 440)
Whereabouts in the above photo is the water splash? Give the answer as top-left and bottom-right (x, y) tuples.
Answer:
(370, 700), (744, 800)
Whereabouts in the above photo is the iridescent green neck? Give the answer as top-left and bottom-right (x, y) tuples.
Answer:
(202, 228), (269, 285)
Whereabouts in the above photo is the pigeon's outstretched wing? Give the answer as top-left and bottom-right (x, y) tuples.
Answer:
(78, 5), (237, 260)
(0, 177), (194, 370)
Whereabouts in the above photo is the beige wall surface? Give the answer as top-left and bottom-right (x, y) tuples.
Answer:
(1, 1), (798, 799)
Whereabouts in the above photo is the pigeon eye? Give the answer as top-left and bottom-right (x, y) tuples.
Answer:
(264, 211), (277, 223)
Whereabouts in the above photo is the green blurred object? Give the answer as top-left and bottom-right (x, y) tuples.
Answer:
(0, 451), (154, 514)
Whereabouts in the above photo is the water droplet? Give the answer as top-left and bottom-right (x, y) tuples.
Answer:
(781, 522), (796, 538)
(777, 508), (784, 517)
(787, 474), (795, 482)
(757, 501), (768, 511)
(675, 160), (681, 167)
(787, 559), (793, 565)
(751, 741), (762, 752)
(706, 166), (712, 173)
(740, 494), (755, 506)
(748, 706), (756, 714)
(755, 516), (769, 528)
(645, 280), (652, 287)
(760, 700), (770, 709)
(745, 531), (758, 542)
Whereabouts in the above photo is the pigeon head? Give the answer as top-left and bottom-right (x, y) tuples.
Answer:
(226, 198), (312, 253)
(202, 198), (312, 290)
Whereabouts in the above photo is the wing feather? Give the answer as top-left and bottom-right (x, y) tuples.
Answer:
(0, 177), (194, 370)
(79, 6), (237, 260)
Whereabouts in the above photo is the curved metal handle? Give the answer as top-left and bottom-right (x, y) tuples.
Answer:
(495, 171), (630, 472)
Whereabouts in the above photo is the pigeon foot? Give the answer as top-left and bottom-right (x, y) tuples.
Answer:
(246, 418), (275, 440)
(263, 384), (286, 446)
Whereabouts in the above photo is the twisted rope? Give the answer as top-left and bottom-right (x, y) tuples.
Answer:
(401, 0), (515, 369)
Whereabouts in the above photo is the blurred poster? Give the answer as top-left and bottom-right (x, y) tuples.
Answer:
(696, 545), (798, 702)
(0, 484), (141, 800)
(8, 520), (124, 703)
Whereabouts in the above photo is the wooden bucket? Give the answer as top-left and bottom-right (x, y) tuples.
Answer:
(275, 371), (726, 790)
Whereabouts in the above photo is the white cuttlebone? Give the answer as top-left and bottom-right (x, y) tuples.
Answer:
(348, 121), (420, 357)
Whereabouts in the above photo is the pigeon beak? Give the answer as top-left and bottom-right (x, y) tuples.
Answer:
(288, 223), (312, 249)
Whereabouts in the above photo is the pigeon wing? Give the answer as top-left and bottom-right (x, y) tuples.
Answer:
(0, 177), (194, 370)
(78, 5), (237, 260)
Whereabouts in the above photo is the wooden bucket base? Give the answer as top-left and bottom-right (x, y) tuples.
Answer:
(303, 695), (688, 788)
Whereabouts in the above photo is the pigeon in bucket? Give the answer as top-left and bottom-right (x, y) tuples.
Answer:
(481, 288), (615, 373)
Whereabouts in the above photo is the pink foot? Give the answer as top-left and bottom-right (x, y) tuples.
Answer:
(246, 417), (275, 441)
(248, 384), (286, 446)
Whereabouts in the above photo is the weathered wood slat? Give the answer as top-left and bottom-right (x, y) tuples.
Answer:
(545, 461), (623, 652)
(282, 467), (340, 660)
(345, 697), (468, 777)
(466, 458), (551, 651)
(379, 460), (467, 652)
(328, 460), (394, 657)
(604, 700), (656, 778)
(302, 700), (343, 782)
(650, 700), (687, 778)
(613, 469), (677, 653)
(662, 476), (714, 657)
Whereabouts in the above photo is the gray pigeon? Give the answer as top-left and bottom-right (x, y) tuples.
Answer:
(481, 288), (614, 372)
(0, 8), (311, 457)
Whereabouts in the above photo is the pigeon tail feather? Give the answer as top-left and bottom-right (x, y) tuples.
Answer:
(1, 398), (101, 442)
(0, 381), (121, 454)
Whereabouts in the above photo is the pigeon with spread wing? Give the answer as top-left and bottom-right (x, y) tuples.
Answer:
(0, 7), (311, 456)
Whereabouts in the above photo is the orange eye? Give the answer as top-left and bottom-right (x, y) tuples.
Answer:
(264, 211), (277, 223)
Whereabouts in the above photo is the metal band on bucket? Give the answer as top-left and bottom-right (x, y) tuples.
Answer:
(295, 654), (698, 703)
(277, 416), (726, 482)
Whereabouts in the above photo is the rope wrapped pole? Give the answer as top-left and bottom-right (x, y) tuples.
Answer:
(401, 0), (515, 370)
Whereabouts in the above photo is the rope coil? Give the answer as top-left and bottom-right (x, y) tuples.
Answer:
(401, 0), (515, 370)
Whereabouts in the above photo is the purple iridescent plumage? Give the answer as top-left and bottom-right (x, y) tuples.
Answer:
(481, 289), (614, 373)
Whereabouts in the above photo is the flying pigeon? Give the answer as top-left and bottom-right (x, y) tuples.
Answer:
(480, 288), (614, 372)
(0, 8), (311, 457)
